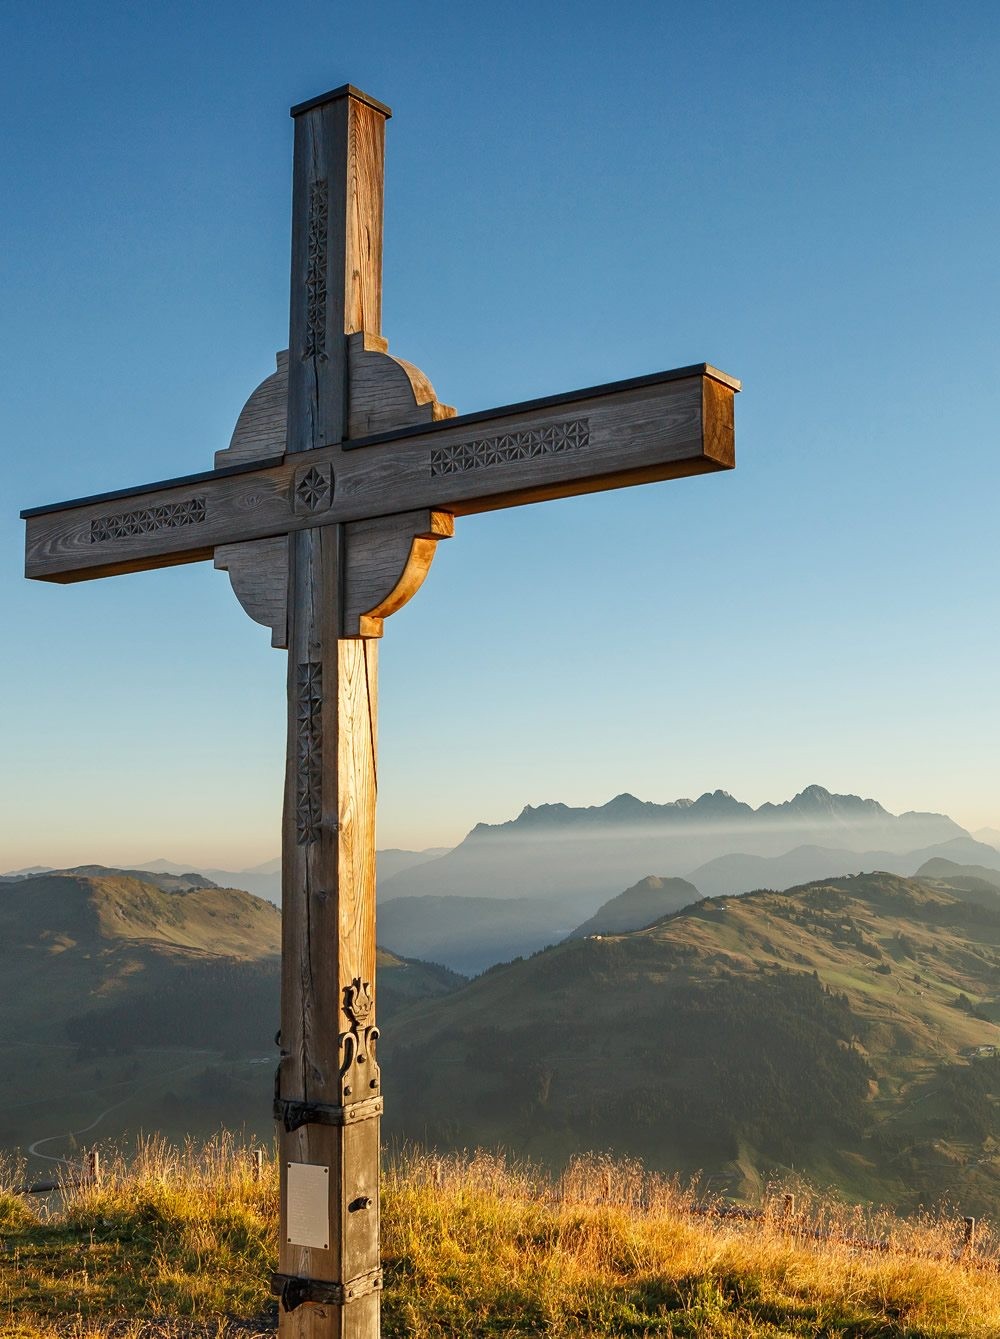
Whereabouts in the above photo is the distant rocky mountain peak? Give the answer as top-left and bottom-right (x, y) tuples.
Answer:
(378, 787), (974, 963)
(757, 785), (888, 820)
(470, 785), (935, 839)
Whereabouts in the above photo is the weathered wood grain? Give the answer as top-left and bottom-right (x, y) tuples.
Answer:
(24, 368), (736, 583)
(214, 536), (289, 647)
(216, 350), (289, 467)
(214, 508), (453, 642)
(344, 101), (385, 338)
(347, 332), (455, 439)
(333, 637), (378, 1014)
(287, 90), (388, 455)
(702, 371), (736, 470)
(278, 85), (388, 1339)
(278, 524), (382, 1333)
(343, 510), (453, 637)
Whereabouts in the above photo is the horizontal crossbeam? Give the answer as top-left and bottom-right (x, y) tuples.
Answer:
(23, 364), (738, 584)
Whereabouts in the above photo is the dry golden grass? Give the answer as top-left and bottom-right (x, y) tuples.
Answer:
(1, 1138), (998, 1337)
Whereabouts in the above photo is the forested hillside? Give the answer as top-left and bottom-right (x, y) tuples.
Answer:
(382, 872), (1000, 1211)
(0, 871), (463, 1153)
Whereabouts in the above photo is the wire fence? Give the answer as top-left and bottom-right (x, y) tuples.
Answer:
(15, 1142), (998, 1273)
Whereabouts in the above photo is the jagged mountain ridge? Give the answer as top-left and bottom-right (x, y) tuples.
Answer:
(379, 785), (976, 911)
(472, 784), (961, 839)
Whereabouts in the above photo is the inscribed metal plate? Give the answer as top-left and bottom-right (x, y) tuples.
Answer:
(286, 1161), (330, 1249)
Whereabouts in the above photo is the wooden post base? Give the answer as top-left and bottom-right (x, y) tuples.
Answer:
(278, 530), (381, 1338)
(276, 1110), (381, 1338)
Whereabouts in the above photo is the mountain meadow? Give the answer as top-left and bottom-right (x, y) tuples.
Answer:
(382, 868), (1000, 1214)
(5, 1141), (1000, 1339)
(5, 787), (1000, 1334)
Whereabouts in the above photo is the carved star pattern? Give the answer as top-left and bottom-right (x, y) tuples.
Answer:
(91, 497), (207, 544)
(304, 180), (329, 358)
(295, 662), (323, 845)
(295, 466), (332, 512)
(429, 418), (590, 477)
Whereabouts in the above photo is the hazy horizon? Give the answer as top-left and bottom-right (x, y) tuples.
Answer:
(4, 5), (999, 873)
(5, 781), (998, 875)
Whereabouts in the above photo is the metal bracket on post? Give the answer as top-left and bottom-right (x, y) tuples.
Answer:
(274, 1093), (384, 1133)
(339, 978), (381, 1101)
(271, 1268), (384, 1312)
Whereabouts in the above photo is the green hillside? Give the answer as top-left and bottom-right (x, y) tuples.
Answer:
(382, 872), (1000, 1212)
(0, 872), (281, 1041)
(0, 870), (462, 1157)
(0, 869), (281, 959)
(567, 874), (701, 937)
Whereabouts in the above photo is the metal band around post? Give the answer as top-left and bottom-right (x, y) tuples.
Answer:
(271, 1268), (384, 1312)
(274, 1093), (383, 1132)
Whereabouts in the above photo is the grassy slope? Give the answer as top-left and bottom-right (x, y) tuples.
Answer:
(0, 874), (283, 1155)
(0, 875), (462, 1158)
(382, 873), (1000, 1211)
(0, 872), (282, 957)
(3, 1141), (999, 1339)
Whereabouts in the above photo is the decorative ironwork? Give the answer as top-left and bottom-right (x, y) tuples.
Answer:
(90, 497), (206, 543)
(340, 977), (380, 1087)
(304, 179), (328, 358)
(344, 978), (374, 1032)
(272, 1269), (383, 1312)
(429, 418), (590, 477)
(295, 661), (322, 844)
(274, 1094), (383, 1133)
(294, 462), (334, 513)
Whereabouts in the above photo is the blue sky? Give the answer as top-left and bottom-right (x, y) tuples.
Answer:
(3, 1), (999, 870)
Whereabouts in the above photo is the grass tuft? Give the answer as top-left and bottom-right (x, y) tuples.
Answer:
(1, 1140), (998, 1336)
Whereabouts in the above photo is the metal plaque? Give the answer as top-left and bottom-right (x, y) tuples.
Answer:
(286, 1161), (330, 1249)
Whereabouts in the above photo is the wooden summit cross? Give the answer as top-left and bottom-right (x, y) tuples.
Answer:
(21, 85), (739, 1338)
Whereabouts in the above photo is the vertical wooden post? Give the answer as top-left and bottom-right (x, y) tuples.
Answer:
(276, 85), (390, 1339)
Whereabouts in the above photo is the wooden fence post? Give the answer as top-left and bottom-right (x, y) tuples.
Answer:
(85, 1149), (101, 1187)
(253, 1148), (264, 1183)
(963, 1216), (976, 1253)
